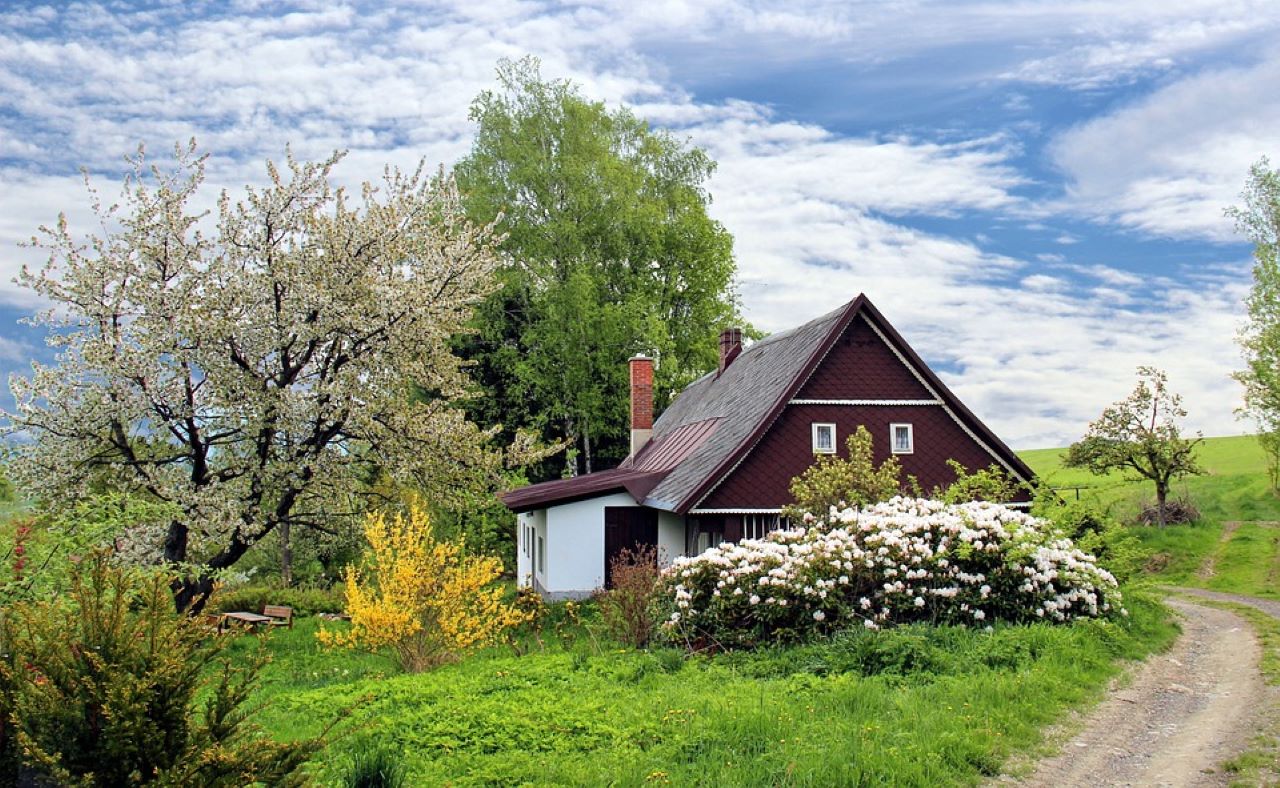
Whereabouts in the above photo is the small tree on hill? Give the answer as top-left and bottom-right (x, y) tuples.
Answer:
(782, 426), (903, 521)
(1065, 367), (1204, 526)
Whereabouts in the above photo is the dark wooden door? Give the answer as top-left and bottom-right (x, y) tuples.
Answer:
(604, 507), (658, 589)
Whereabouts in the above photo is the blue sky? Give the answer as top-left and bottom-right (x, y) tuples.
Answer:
(0, 0), (1275, 448)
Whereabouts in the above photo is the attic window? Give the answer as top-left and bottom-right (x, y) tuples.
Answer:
(812, 423), (836, 454)
(891, 423), (913, 454)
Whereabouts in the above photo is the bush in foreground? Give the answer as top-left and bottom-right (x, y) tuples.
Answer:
(657, 497), (1122, 649)
(596, 545), (661, 648)
(0, 553), (323, 785)
(318, 502), (528, 672)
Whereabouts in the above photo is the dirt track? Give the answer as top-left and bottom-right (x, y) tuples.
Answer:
(1013, 598), (1270, 787)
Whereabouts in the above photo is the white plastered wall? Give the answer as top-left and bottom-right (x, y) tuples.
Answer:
(657, 511), (685, 566)
(515, 510), (541, 589)
(541, 492), (636, 599)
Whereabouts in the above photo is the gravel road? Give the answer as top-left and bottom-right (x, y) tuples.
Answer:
(1012, 598), (1270, 787)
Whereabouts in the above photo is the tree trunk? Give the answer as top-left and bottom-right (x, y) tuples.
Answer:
(280, 519), (293, 587)
(1156, 483), (1168, 527)
(583, 431), (593, 475)
(171, 575), (217, 614)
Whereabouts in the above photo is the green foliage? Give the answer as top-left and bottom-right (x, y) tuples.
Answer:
(1065, 366), (1204, 526)
(1229, 158), (1280, 494)
(428, 471), (527, 575)
(782, 425), (903, 519)
(0, 553), (323, 786)
(210, 584), (345, 617)
(936, 459), (1024, 504)
(0, 493), (178, 604)
(0, 470), (13, 503)
(1032, 492), (1144, 584)
(454, 56), (743, 478)
(596, 545), (661, 648)
(210, 592), (1173, 785)
(339, 745), (408, 788)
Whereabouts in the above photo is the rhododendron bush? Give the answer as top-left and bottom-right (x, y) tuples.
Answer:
(656, 498), (1122, 648)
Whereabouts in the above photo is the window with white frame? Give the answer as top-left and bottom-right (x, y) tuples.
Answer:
(891, 423), (914, 454)
(537, 535), (545, 574)
(812, 423), (836, 454)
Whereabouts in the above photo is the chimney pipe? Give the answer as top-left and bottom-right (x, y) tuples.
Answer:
(718, 327), (743, 375)
(629, 354), (654, 457)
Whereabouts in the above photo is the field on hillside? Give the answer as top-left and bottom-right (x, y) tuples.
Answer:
(1021, 435), (1280, 596)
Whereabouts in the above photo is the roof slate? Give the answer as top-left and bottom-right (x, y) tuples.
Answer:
(638, 301), (850, 511)
(500, 293), (1037, 515)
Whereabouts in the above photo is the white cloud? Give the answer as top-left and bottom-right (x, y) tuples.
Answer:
(1050, 56), (1280, 240)
(0, 0), (1263, 450)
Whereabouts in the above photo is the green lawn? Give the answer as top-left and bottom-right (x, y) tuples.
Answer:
(10, 436), (1274, 784)
(228, 596), (1174, 786)
(1020, 434), (1280, 595)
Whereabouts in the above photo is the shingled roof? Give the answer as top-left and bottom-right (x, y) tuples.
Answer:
(500, 294), (1035, 515)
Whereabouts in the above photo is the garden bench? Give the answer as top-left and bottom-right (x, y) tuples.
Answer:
(262, 604), (294, 629)
(219, 611), (273, 633)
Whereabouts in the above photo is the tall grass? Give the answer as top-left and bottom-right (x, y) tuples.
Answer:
(236, 596), (1174, 786)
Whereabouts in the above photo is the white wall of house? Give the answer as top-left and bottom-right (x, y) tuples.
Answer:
(515, 510), (541, 588)
(657, 511), (685, 566)
(540, 492), (636, 599)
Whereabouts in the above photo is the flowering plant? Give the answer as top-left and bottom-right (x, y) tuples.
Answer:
(656, 497), (1121, 649)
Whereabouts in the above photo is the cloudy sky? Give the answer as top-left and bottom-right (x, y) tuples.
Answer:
(0, 0), (1274, 449)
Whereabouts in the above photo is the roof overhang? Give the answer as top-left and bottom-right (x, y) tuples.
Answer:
(500, 469), (668, 514)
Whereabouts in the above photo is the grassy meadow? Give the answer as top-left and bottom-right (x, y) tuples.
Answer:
(12, 434), (1280, 784)
(1022, 434), (1280, 596)
(229, 597), (1174, 786)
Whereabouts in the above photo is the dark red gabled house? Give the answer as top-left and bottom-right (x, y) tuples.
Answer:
(503, 294), (1035, 599)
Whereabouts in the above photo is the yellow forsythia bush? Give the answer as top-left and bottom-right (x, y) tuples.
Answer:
(317, 503), (528, 672)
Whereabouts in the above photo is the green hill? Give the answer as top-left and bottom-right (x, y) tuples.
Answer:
(1020, 435), (1280, 596)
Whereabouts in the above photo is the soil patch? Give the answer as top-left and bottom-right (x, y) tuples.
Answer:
(1196, 521), (1240, 580)
(1009, 599), (1269, 787)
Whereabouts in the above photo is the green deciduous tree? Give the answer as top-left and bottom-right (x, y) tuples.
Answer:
(455, 57), (743, 478)
(4, 142), (543, 609)
(782, 426), (904, 521)
(1065, 367), (1204, 526)
(1228, 157), (1280, 492)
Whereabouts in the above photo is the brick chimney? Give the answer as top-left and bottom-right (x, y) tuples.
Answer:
(629, 354), (654, 457)
(718, 327), (743, 375)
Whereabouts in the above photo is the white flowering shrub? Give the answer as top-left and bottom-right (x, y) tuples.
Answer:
(656, 497), (1122, 649)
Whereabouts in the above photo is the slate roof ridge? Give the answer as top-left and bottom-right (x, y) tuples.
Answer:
(501, 293), (1036, 515)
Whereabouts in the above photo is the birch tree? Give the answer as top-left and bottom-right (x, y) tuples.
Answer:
(4, 142), (538, 610)
(455, 57), (742, 477)
(1228, 157), (1280, 491)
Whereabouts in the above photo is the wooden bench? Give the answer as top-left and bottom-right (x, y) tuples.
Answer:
(262, 604), (294, 629)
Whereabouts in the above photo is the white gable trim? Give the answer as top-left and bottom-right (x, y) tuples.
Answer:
(858, 315), (1029, 484)
(689, 508), (782, 515)
(790, 398), (941, 406)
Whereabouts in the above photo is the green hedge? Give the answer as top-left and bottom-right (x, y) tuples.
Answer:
(210, 585), (344, 617)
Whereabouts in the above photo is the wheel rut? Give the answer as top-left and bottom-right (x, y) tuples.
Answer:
(1009, 598), (1269, 787)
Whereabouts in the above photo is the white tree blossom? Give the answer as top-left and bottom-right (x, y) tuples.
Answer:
(4, 142), (541, 609)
